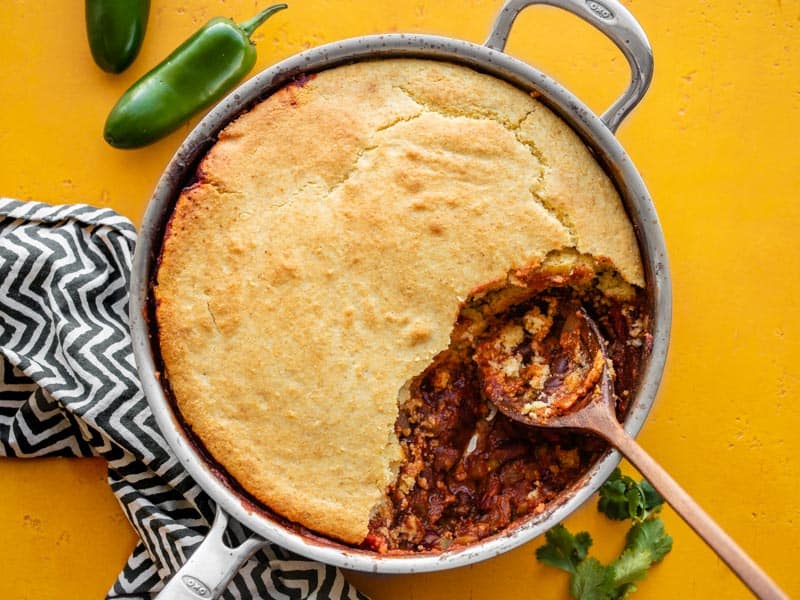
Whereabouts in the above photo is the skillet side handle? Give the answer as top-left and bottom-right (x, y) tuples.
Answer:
(485, 0), (653, 133)
(156, 507), (267, 600)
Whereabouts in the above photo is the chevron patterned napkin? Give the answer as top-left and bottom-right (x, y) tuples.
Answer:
(0, 199), (365, 599)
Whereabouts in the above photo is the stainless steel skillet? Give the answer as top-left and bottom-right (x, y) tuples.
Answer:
(129, 1), (670, 598)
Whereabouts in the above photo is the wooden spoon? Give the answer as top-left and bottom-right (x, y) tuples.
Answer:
(484, 305), (788, 600)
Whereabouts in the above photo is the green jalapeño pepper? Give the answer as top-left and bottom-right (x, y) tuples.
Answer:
(104, 4), (287, 149)
(86, 0), (150, 73)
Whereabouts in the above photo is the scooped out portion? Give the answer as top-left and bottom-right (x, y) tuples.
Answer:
(365, 251), (648, 552)
(154, 58), (649, 549)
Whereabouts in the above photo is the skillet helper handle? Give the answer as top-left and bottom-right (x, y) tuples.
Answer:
(484, 0), (653, 133)
(608, 426), (790, 600)
(156, 506), (267, 600)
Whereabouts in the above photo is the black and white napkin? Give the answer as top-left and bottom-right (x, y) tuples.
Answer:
(0, 199), (366, 599)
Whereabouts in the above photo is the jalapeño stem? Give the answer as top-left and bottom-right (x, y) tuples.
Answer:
(240, 4), (288, 37)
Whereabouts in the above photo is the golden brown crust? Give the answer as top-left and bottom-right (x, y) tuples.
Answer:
(154, 59), (643, 544)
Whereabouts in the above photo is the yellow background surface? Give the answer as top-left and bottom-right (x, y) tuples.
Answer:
(1, 0), (799, 598)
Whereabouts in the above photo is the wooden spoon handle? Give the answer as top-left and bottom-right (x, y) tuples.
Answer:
(607, 426), (788, 599)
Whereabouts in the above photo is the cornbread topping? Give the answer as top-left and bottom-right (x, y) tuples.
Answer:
(154, 58), (649, 549)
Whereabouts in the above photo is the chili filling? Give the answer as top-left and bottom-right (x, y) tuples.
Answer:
(364, 265), (649, 553)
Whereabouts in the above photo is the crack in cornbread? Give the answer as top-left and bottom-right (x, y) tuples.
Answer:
(154, 59), (645, 546)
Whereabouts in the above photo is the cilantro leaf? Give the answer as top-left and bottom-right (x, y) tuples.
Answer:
(626, 485), (647, 522)
(613, 582), (638, 600)
(535, 524), (592, 574)
(610, 546), (654, 587)
(640, 480), (665, 513)
(598, 468), (665, 522)
(609, 518), (673, 592)
(624, 518), (673, 563)
(597, 474), (632, 520)
(570, 558), (616, 600)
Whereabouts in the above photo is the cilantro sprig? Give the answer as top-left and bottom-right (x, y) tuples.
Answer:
(536, 469), (672, 600)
